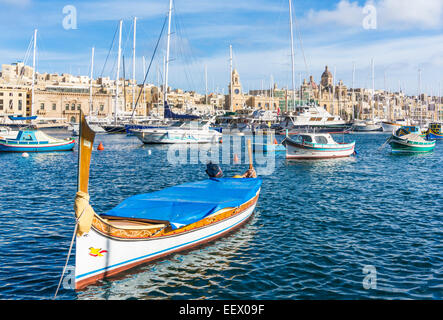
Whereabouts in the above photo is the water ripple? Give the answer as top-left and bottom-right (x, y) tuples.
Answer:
(0, 133), (442, 300)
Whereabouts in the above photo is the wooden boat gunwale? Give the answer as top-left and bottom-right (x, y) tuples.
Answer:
(73, 111), (261, 290)
(91, 191), (260, 241)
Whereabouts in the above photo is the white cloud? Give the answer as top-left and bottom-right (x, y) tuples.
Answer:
(378, 0), (443, 29)
(304, 0), (364, 28)
(301, 0), (443, 30)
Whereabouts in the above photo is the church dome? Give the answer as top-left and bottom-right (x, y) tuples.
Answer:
(321, 66), (332, 79)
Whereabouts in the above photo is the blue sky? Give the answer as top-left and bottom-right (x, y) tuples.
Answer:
(0, 0), (442, 96)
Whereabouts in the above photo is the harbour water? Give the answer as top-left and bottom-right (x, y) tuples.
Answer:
(0, 133), (441, 300)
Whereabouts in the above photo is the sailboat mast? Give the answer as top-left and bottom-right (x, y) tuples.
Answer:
(31, 29), (37, 117)
(132, 17), (137, 114)
(352, 62), (355, 120)
(288, 0), (296, 112)
(142, 56), (146, 115)
(89, 47), (94, 115)
(115, 19), (123, 125)
(205, 64), (208, 105)
(371, 58), (375, 120)
(164, 0), (173, 104)
(418, 68), (422, 125)
(230, 44), (233, 112)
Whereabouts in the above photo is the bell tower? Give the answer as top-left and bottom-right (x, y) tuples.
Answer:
(228, 69), (243, 112)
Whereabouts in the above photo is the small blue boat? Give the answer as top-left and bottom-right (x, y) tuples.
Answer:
(426, 123), (443, 140)
(0, 129), (75, 152)
(7, 115), (38, 121)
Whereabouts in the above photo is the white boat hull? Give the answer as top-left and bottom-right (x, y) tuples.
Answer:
(381, 122), (407, 132)
(285, 141), (355, 160)
(351, 123), (383, 132)
(133, 129), (221, 144)
(75, 201), (257, 289)
(73, 123), (106, 136)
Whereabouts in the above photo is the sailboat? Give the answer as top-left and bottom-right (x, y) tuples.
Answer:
(0, 29), (76, 153)
(351, 59), (383, 132)
(102, 20), (127, 134)
(73, 112), (261, 289)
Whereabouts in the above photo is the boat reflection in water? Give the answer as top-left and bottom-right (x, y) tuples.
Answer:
(76, 216), (257, 300)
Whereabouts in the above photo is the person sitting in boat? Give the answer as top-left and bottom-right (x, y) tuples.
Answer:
(205, 162), (257, 179)
(206, 162), (224, 178)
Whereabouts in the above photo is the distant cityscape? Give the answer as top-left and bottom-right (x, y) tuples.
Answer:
(0, 61), (442, 124)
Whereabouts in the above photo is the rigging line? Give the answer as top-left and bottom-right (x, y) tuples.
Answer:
(172, 7), (194, 92)
(130, 15), (168, 118)
(99, 21), (119, 78)
(121, 20), (133, 63)
(292, 3), (309, 77)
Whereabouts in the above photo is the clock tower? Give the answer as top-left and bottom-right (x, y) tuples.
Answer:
(228, 69), (244, 112)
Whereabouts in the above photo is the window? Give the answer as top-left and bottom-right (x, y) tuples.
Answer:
(100, 104), (104, 111)
(300, 135), (313, 143)
(52, 103), (56, 111)
(0, 92), (3, 96)
(315, 136), (328, 144)
(9, 92), (13, 96)
(71, 103), (75, 111)
(65, 104), (69, 111)
(18, 93), (22, 97)
(40, 103), (45, 110)
(77, 104), (81, 110)
(9, 100), (13, 109)
(0, 99), (3, 110)
(18, 100), (22, 111)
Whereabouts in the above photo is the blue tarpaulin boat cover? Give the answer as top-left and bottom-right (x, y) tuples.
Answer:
(102, 178), (262, 229)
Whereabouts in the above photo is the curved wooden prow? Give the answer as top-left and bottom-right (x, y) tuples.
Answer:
(247, 139), (253, 170)
(77, 111), (96, 193)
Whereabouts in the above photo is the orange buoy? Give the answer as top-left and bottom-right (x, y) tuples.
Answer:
(233, 153), (239, 164)
(219, 138), (223, 144)
(97, 142), (104, 151)
(274, 138), (278, 145)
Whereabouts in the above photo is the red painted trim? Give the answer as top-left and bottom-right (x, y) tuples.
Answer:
(286, 154), (353, 160)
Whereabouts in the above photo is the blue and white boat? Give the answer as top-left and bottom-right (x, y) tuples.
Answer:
(282, 133), (355, 160)
(426, 123), (443, 140)
(72, 114), (261, 289)
(0, 129), (75, 152)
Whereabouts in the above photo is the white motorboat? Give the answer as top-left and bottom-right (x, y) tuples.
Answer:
(283, 132), (356, 160)
(381, 119), (412, 132)
(133, 120), (222, 144)
(351, 120), (383, 132)
(278, 104), (348, 133)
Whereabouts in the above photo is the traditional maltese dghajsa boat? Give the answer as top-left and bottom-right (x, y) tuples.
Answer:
(282, 133), (355, 160)
(426, 123), (443, 140)
(72, 114), (261, 290)
(0, 129), (75, 152)
(388, 127), (436, 153)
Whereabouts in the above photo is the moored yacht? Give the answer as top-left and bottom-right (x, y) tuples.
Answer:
(351, 119), (383, 132)
(132, 120), (222, 144)
(276, 103), (349, 134)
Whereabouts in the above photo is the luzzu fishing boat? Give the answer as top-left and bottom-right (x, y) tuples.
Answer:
(0, 129), (75, 152)
(426, 123), (443, 140)
(282, 133), (355, 160)
(73, 114), (261, 289)
(388, 127), (435, 153)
